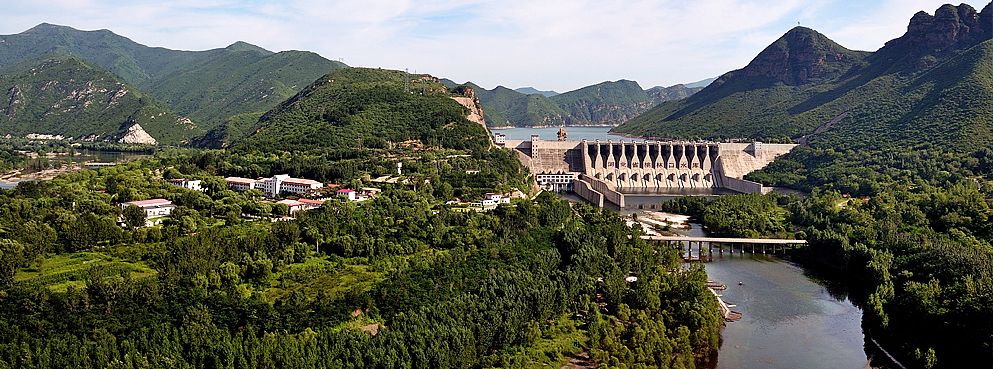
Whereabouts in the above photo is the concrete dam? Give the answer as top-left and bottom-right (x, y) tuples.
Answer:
(499, 136), (796, 208)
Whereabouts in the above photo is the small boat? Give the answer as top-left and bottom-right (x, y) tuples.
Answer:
(738, 281), (743, 285)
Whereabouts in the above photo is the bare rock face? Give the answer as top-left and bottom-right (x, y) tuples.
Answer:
(449, 85), (487, 129)
(118, 123), (158, 145)
(878, 2), (992, 70)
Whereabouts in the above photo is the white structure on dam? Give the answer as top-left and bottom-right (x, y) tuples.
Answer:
(582, 140), (720, 189)
(499, 135), (797, 207)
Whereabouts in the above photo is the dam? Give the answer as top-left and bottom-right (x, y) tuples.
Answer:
(497, 133), (796, 208)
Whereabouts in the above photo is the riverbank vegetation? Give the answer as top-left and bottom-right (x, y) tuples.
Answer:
(662, 144), (992, 368)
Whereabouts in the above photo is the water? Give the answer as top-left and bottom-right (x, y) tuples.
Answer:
(493, 126), (621, 141)
(704, 252), (868, 368)
(1, 151), (149, 188)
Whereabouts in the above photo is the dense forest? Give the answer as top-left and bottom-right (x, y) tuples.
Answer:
(0, 141), (725, 368)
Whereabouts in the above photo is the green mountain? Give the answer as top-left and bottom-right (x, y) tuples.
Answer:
(0, 56), (196, 144)
(0, 23), (222, 87)
(0, 23), (348, 139)
(514, 87), (558, 97)
(459, 80), (702, 127)
(470, 83), (568, 127)
(613, 3), (992, 153)
(144, 48), (347, 129)
(551, 80), (661, 125)
(231, 68), (491, 154)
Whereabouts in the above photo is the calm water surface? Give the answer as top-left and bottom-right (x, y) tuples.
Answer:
(495, 126), (620, 141)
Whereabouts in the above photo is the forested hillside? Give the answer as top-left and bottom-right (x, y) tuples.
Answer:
(0, 142), (723, 367)
(0, 23), (222, 87)
(0, 24), (348, 142)
(614, 3), (992, 153)
(232, 68), (492, 154)
(144, 48), (347, 130)
(0, 56), (197, 144)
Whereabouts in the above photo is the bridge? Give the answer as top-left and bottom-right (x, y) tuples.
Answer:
(641, 235), (807, 261)
(640, 235), (807, 244)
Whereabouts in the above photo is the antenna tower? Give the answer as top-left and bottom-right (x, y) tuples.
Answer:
(404, 69), (409, 93)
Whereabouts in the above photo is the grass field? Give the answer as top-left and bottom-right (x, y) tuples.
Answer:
(14, 251), (157, 292)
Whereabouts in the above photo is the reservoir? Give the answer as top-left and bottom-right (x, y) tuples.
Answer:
(493, 126), (620, 141)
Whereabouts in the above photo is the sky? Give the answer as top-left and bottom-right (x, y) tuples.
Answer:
(1, 0), (988, 92)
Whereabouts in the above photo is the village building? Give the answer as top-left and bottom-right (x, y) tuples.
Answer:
(275, 199), (307, 214)
(120, 199), (175, 219)
(226, 174), (323, 197)
(337, 189), (357, 201)
(225, 177), (258, 192)
(168, 179), (204, 191)
(298, 198), (326, 210)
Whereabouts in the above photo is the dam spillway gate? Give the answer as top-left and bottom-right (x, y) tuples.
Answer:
(501, 136), (797, 208)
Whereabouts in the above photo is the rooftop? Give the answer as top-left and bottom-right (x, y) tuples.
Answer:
(124, 199), (172, 207)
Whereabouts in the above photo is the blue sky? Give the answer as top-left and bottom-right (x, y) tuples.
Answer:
(1, 0), (988, 92)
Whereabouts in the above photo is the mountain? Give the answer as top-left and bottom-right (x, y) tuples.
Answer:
(144, 48), (346, 129)
(470, 83), (568, 127)
(0, 56), (196, 144)
(0, 23), (348, 139)
(514, 87), (558, 97)
(613, 3), (992, 153)
(230, 68), (491, 154)
(0, 23), (222, 87)
(548, 79), (655, 125)
(460, 80), (702, 127)
(683, 77), (717, 89)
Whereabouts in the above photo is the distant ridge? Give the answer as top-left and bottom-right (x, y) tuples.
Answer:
(682, 77), (717, 89)
(513, 87), (558, 97)
(446, 79), (702, 127)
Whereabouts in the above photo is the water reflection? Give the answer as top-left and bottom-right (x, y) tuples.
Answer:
(704, 253), (868, 369)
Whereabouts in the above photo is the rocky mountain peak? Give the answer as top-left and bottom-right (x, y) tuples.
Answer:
(739, 26), (863, 86)
(906, 3), (988, 51)
(878, 2), (992, 70)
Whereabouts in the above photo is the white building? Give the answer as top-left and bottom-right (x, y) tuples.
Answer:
(275, 199), (307, 214)
(337, 189), (356, 201)
(493, 133), (506, 145)
(226, 177), (258, 192)
(536, 173), (578, 191)
(120, 199), (175, 219)
(280, 177), (323, 194)
(226, 175), (323, 197)
(168, 179), (203, 191)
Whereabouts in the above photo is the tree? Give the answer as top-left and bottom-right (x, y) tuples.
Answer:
(123, 205), (146, 230)
(0, 239), (25, 286)
(272, 203), (289, 216)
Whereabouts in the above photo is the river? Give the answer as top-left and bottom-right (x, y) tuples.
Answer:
(667, 222), (873, 368)
(557, 192), (879, 368)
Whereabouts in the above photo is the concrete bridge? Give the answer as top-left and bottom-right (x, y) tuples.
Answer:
(642, 235), (807, 262)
